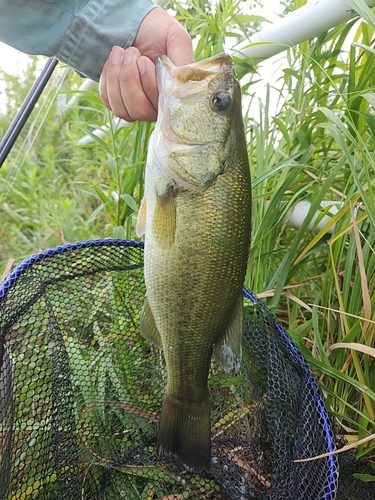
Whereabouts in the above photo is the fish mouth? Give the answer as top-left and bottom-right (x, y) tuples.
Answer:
(158, 53), (233, 83)
(156, 53), (234, 98)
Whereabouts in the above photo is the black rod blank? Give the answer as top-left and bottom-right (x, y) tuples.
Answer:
(0, 56), (58, 168)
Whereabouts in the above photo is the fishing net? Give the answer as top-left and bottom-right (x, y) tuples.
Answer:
(0, 239), (374, 500)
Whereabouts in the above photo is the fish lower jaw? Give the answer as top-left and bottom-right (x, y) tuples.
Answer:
(162, 133), (210, 152)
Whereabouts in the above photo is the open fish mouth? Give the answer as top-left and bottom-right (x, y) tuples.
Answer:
(156, 53), (234, 99)
(161, 53), (233, 82)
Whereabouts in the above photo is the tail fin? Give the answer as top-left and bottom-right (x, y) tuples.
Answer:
(157, 394), (211, 472)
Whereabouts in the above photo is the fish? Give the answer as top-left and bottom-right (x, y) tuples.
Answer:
(136, 53), (251, 472)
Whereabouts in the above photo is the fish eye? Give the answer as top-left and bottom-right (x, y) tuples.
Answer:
(210, 91), (232, 112)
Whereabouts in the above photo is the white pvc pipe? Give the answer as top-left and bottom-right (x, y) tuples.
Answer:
(237, 0), (375, 64)
(283, 200), (342, 233)
(65, 78), (96, 109)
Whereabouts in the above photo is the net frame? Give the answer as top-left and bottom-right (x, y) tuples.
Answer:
(1, 238), (372, 499)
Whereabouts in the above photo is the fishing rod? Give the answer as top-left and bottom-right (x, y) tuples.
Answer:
(0, 56), (58, 168)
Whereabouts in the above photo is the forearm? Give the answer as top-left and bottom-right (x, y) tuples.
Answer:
(0, 0), (157, 81)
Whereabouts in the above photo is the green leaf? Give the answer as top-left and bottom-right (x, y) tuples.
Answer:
(352, 473), (375, 482)
(120, 194), (139, 213)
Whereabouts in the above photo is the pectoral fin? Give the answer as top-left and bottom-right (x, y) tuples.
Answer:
(152, 189), (176, 249)
(140, 296), (163, 349)
(136, 196), (147, 237)
(214, 296), (243, 374)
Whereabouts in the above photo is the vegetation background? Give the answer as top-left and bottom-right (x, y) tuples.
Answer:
(0, 0), (374, 466)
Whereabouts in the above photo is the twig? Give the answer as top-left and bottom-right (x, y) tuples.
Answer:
(1, 258), (15, 282)
(221, 447), (271, 489)
(81, 400), (158, 423)
(212, 406), (251, 438)
(310, 304), (375, 325)
(80, 400), (158, 464)
(294, 433), (375, 463)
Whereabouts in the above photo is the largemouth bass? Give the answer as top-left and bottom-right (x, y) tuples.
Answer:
(136, 53), (251, 471)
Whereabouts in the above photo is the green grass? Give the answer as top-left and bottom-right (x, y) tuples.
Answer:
(1, 0), (374, 465)
(247, 1), (375, 459)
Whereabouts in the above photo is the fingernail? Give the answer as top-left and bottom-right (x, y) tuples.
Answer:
(124, 49), (135, 65)
(110, 46), (123, 64)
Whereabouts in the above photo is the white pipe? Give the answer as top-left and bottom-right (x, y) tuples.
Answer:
(283, 200), (342, 233)
(237, 0), (375, 64)
(55, 77), (96, 117)
(65, 78), (96, 109)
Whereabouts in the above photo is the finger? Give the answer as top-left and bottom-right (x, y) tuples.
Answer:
(137, 56), (158, 112)
(99, 59), (110, 109)
(102, 46), (132, 121)
(132, 8), (194, 68)
(165, 23), (194, 67)
(118, 47), (157, 122)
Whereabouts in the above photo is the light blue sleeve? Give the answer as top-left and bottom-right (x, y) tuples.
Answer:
(0, 0), (158, 81)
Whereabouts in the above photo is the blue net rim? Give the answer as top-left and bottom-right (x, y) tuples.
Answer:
(0, 239), (144, 299)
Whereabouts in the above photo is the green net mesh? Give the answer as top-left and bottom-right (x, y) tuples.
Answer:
(0, 239), (374, 499)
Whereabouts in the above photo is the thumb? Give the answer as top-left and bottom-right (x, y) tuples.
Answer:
(165, 22), (194, 67)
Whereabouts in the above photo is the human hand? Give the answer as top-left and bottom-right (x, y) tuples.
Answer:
(99, 7), (194, 122)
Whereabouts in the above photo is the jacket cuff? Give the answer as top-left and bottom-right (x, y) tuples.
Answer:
(56, 0), (158, 81)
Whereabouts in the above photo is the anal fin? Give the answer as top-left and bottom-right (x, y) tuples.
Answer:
(213, 295), (243, 374)
(136, 196), (147, 237)
(140, 296), (163, 349)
